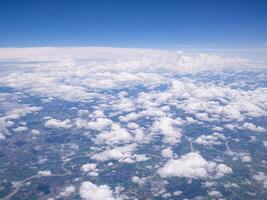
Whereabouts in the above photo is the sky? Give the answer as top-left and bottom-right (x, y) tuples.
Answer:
(0, 0), (266, 50)
(0, 2), (267, 199)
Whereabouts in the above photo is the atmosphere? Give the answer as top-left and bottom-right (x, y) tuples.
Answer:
(0, 1), (267, 200)
(0, 0), (267, 49)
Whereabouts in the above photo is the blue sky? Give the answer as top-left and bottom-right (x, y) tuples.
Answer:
(0, 0), (266, 49)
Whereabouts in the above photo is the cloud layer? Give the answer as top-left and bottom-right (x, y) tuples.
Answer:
(0, 47), (266, 199)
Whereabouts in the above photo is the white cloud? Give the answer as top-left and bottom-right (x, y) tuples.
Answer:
(0, 47), (262, 71)
(95, 123), (132, 145)
(44, 118), (72, 129)
(239, 152), (252, 163)
(81, 163), (99, 176)
(215, 164), (233, 178)
(162, 192), (171, 198)
(79, 181), (118, 200)
(31, 129), (40, 135)
(0, 133), (5, 140)
(12, 126), (28, 132)
(0, 47), (265, 103)
(81, 163), (97, 172)
(133, 129), (145, 143)
(161, 148), (174, 158)
(119, 112), (140, 122)
(87, 118), (113, 130)
(253, 172), (267, 189)
(5, 106), (42, 120)
(75, 116), (133, 146)
(0, 47), (266, 198)
(59, 185), (75, 197)
(208, 190), (223, 198)
(173, 191), (182, 196)
(0, 103), (41, 140)
(91, 144), (148, 163)
(195, 132), (226, 146)
(132, 176), (147, 185)
(37, 170), (51, 176)
(127, 122), (140, 129)
(212, 126), (224, 132)
(151, 117), (182, 145)
(242, 122), (266, 132)
(91, 144), (136, 162)
(157, 152), (232, 179)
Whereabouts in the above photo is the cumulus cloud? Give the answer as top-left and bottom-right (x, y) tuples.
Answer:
(0, 47), (265, 103)
(0, 103), (41, 140)
(151, 117), (182, 145)
(75, 116), (133, 146)
(242, 122), (266, 132)
(95, 123), (132, 145)
(59, 185), (75, 197)
(91, 144), (136, 162)
(157, 152), (232, 179)
(31, 129), (40, 135)
(215, 164), (233, 178)
(81, 163), (99, 176)
(0, 47), (262, 71)
(132, 176), (147, 185)
(12, 126), (28, 132)
(0, 133), (5, 140)
(195, 132), (226, 146)
(79, 181), (118, 200)
(253, 172), (267, 189)
(0, 46), (266, 199)
(37, 170), (52, 176)
(83, 118), (112, 131)
(91, 144), (148, 163)
(208, 190), (223, 198)
(44, 118), (72, 129)
(161, 148), (174, 158)
(4, 106), (42, 120)
(239, 152), (252, 163)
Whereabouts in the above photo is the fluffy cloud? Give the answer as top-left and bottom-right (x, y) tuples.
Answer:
(0, 103), (41, 140)
(0, 133), (5, 140)
(12, 126), (28, 132)
(132, 176), (147, 185)
(79, 181), (118, 200)
(239, 152), (252, 163)
(95, 123), (132, 145)
(157, 152), (232, 179)
(31, 129), (40, 135)
(37, 170), (52, 176)
(75, 117), (132, 145)
(0, 47), (266, 199)
(161, 148), (174, 158)
(208, 190), (223, 198)
(82, 118), (112, 131)
(195, 132), (226, 146)
(253, 172), (267, 189)
(215, 164), (233, 178)
(81, 163), (99, 176)
(0, 47), (264, 103)
(242, 122), (266, 132)
(91, 144), (148, 163)
(151, 117), (182, 145)
(4, 106), (42, 120)
(59, 185), (75, 197)
(44, 118), (72, 129)
(92, 144), (136, 162)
